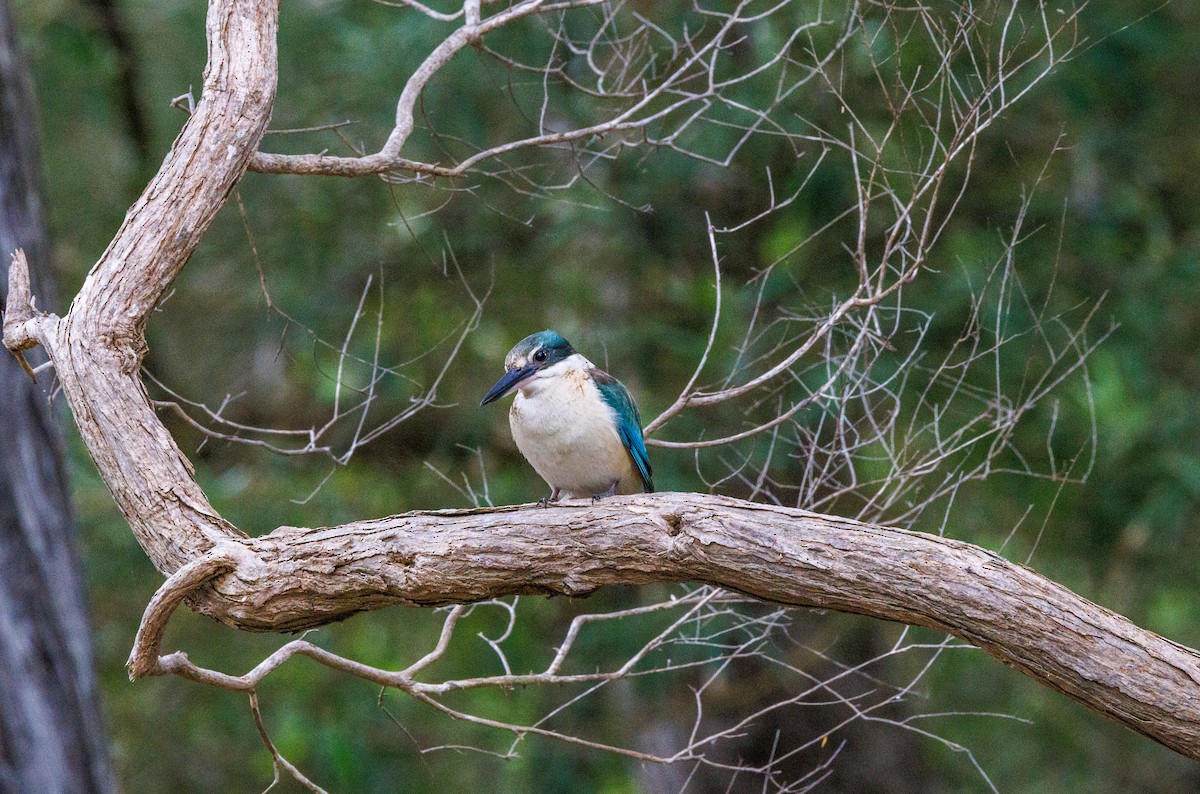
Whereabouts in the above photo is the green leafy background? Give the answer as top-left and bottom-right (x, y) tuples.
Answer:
(13, 0), (1200, 790)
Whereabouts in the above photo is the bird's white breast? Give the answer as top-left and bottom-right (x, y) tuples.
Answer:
(509, 354), (640, 499)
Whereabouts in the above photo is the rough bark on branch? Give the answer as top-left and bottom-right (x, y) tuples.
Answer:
(4, 0), (1198, 771)
(127, 492), (1200, 764)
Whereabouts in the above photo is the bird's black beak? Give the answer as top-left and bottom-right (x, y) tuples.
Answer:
(481, 365), (535, 406)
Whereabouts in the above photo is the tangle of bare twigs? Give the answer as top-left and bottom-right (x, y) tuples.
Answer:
(104, 1), (1109, 790)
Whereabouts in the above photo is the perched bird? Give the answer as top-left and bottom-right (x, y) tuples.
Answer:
(481, 330), (653, 503)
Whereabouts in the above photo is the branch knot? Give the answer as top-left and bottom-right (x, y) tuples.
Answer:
(3, 249), (43, 352)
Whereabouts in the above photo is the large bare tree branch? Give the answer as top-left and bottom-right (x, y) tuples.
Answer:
(4, 0), (277, 574)
(107, 491), (1200, 763)
(4, 0), (1196, 782)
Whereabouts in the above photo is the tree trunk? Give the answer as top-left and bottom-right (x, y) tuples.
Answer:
(0, 2), (114, 790)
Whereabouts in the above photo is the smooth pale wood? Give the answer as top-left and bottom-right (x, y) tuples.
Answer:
(3, 0), (1199, 767)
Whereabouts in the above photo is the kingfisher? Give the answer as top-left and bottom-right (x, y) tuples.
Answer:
(481, 330), (653, 503)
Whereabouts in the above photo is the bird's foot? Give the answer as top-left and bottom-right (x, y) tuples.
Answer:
(538, 488), (562, 508)
(591, 480), (619, 503)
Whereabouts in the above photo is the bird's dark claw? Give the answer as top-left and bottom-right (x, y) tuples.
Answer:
(538, 487), (562, 507)
(591, 479), (619, 503)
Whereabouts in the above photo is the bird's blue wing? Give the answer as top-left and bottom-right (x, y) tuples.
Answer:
(592, 368), (654, 492)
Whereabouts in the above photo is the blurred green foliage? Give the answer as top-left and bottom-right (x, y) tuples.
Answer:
(13, 0), (1200, 790)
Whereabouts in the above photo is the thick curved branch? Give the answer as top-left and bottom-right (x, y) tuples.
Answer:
(20, 0), (280, 573)
(105, 491), (1200, 762)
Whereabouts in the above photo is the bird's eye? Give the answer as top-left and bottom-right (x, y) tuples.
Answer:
(533, 349), (548, 362)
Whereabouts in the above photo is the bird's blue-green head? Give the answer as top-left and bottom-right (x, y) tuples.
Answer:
(480, 330), (577, 406)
